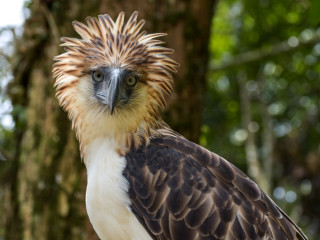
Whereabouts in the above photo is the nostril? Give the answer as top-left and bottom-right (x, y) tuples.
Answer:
(96, 94), (109, 105)
(120, 98), (128, 103)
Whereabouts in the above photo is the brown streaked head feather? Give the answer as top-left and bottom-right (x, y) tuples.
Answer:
(53, 11), (178, 93)
(53, 12), (179, 154)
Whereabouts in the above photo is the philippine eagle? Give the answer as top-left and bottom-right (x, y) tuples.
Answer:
(53, 11), (307, 240)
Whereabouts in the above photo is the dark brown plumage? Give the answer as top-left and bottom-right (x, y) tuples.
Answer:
(124, 134), (307, 240)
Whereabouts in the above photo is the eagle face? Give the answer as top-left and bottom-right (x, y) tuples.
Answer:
(53, 11), (178, 151)
(91, 66), (142, 114)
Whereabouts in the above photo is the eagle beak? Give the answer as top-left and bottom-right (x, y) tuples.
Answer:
(107, 76), (120, 115)
(95, 68), (131, 115)
(96, 74), (121, 115)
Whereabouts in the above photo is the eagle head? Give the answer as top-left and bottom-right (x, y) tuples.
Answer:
(53, 12), (178, 152)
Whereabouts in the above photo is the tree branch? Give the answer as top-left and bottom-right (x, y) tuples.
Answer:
(0, 148), (10, 161)
(41, 5), (60, 45)
(210, 31), (320, 71)
(0, 49), (11, 62)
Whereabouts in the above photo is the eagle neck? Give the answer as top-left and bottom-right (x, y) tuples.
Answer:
(78, 115), (164, 160)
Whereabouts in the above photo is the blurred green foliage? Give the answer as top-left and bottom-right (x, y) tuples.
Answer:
(0, 0), (319, 239)
(203, 0), (320, 239)
(309, 0), (320, 26)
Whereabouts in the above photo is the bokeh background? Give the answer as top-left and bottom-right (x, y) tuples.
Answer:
(0, 0), (319, 239)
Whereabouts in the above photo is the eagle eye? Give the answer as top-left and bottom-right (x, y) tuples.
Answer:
(125, 75), (137, 87)
(92, 70), (104, 82)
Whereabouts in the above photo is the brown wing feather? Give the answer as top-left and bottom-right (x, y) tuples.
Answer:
(124, 133), (307, 240)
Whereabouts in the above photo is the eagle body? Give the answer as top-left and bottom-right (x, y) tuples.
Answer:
(53, 12), (307, 240)
(85, 138), (151, 240)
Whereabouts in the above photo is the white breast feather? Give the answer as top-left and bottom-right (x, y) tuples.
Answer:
(85, 138), (152, 240)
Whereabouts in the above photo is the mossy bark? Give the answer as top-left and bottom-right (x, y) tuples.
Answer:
(5, 0), (216, 239)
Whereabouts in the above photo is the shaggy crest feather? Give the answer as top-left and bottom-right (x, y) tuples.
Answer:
(53, 11), (178, 154)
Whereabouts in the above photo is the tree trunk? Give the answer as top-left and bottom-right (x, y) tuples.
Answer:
(237, 71), (270, 194)
(5, 0), (216, 239)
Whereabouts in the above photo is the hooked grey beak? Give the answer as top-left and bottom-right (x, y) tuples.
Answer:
(106, 76), (120, 115)
(96, 74), (121, 115)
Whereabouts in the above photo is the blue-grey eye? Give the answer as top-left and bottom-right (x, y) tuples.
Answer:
(125, 75), (137, 87)
(92, 70), (104, 81)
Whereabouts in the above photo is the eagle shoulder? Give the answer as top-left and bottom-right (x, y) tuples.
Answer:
(123, 134), (307, 240)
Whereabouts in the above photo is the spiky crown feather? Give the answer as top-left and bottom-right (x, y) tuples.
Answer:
(53, 11), (178, 109)
(52, 12), (179, 153)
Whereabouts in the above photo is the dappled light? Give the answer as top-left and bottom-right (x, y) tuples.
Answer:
(205, 0), (320, 238)
(1, 0), (319, 239)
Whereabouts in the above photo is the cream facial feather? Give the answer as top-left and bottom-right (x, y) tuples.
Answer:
(53, 11), (178, 155)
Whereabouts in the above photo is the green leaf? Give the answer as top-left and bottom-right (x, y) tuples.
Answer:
(309, 0), (320, 26)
